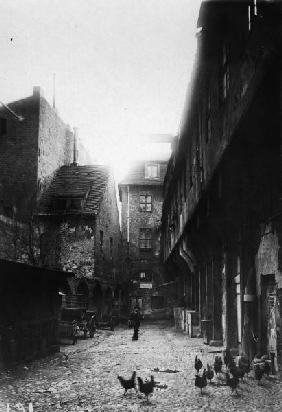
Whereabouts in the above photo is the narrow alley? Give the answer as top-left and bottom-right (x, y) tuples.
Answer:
(1, 323), (282, 411)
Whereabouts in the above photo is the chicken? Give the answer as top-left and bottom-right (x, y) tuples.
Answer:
(263, 361), (271, 377)
(254, 364), (264, 384)
(137, 375), (155, 402)
(206, 364), (214, 382)
(117, 371), (137, 395)
(194, 355), (203, 373)
(224, 348), (234, 370)
(195, 369), (207, 394)
(226, 372), (239, 394)
(214, 356), (223, 375)
(238, 355), (251, 377)
(229, 364), (245, 382)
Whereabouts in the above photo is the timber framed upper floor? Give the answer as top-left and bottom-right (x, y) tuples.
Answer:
(162, 0), (282, 262)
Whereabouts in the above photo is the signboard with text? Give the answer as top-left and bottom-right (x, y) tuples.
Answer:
(140, 282), (152, 289)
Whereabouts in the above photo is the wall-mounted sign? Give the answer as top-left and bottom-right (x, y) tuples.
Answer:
(140, 282), (152, 289)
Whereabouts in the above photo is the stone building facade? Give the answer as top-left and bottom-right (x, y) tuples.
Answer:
(38, 164), (122, 316)
(161, 0), (282, 372)
(119, 160), (169, 318)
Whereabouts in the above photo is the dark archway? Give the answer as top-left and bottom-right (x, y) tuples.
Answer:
(76, 281), (89, 308)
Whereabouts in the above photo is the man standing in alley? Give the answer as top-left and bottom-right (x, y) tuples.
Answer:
(131, 307), (141, 341)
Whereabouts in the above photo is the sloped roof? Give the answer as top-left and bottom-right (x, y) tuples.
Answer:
(39, 164), (110, 214)
(119, 161), (168, 186)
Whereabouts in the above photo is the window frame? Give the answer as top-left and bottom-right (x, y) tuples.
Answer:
(145, 163), (160, 180)
(139, 193), (152, 212)
(139, 228), (152, 250)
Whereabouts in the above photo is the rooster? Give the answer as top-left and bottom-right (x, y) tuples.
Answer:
(226, 372), (239, 394)
(137, 375), (155, 402)
(195, 369), (207, 394)
(206, 364), (214, 382)
(117, 371), (137, 395)
(195, 355), (203, 373)
(214, 356), (223, 375)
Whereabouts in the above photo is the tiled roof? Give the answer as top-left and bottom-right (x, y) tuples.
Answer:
(39, 164), (110, 214)
(119, 161), (168, 186)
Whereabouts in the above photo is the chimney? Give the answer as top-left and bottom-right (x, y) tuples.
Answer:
(33, 86), (44, 98)
(72, 127), (79, 166)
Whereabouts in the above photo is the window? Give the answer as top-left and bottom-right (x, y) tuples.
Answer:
(140, 194), (152, 212)
(145, 163), (160, 179)
(139, 228), (152, 250)
(139, 271), (152, 281)
(140, 272), (146, 279)
(248, 0), (258, 31)
(3, 206), (13, 218)
(0, 118), (7, 136)
(55, 198), (67, 211)
(222, 43), (230, 100)
(54, 197), (83, 211)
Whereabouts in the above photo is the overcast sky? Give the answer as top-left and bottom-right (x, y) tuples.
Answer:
(0, 0), (201, 177)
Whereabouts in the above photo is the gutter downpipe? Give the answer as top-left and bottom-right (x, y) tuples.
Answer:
(127, 185), (130, 242)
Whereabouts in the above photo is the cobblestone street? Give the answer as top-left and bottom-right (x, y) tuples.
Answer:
(1, 322), (282, 411)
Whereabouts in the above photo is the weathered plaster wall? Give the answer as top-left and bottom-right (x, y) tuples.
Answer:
(41, 216), (95, 279)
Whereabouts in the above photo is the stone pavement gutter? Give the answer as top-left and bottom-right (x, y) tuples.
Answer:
(0, 323), (282, 411)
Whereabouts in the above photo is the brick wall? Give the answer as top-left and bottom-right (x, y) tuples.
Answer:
(37, 93), (73, 195)
(0, 93), (39, 221)
(0, 87), (73, 221)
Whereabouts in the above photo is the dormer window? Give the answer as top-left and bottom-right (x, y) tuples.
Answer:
(145, 163), (160, 179)
(53, 197), (83, 212)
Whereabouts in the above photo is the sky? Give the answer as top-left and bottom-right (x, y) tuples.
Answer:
(0, 0), (201, 180)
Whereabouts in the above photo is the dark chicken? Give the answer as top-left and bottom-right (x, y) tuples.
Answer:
(214, 356), (223, 375)
(194, 355), (203, 373)
(226, 372), (239, 394)
(137, 375), (155, 402)
(254, 364), (264, 384)
(195, 369), (207, 394)
(117, 371), (137, 395)
(206, 364), (214, 382)
(238, 355), (251, 377)
(229, 364), (245, 382)
(263, 361), (271, 377)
